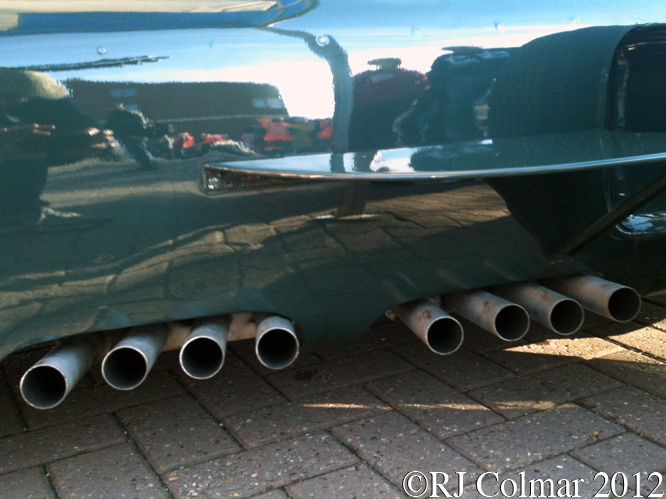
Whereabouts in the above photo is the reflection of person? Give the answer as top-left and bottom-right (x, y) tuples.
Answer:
(349, 58), (427, 150)
(105, 104), (159, 170)
(0, 70), (110, 229)
(262, 118), (293, 156)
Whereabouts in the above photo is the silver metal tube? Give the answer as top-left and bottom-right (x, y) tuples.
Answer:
(393, 299), (464, 355)
(494, 282), (584, 336)
(542, 274), (641, 323)
(443, 289), (530, 341)
(20, 334), (102, 410)
(255, 314), (299, 370)
(102, 324), (168, 390)
(179, 316), (229, 379)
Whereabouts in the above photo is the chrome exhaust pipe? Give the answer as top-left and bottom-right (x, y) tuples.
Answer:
(393, 299), (464, 355)
(494, 282), (584, 336)
(180, 316), (229, 379)
(542, 275), (641, 323)
(20, 334), (102, 410)
(102, 324), (168, 390)
(255, 314), (300, 370)
(443, 289), (530, 341)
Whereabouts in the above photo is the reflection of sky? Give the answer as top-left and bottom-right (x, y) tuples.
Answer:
(1, 0), (664, 118)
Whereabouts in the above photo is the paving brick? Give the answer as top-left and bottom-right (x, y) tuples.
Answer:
(447, 404), (624, 471)
(391, 343), (514, 391)
(164, 432), (358, 499)
(332, 411), (480, 489)
(177, 354), (286, 419)
(229, 339), (321, 377)
(117, 395), (241, 473)
(287, 464), (404, 498)
(468, 364), (622, 419)
(20, 371), (184, 429)
(484, 333), (622, 376)
(48, 443), (167, 499)
(0, 414), (125, 475)
(0, 370), (23, 438)
(581, 386), (666, 446)
(572, 433), (666, 494)
(266, 350), (414, 400)
(367, 370), (504, 438)
(588, 322), (666, 360)
(0, 467), (55, 499)
(587, 350), (666, 399)
(224, 386), (390, 448)
(313, 322), (417, 361)
(463, 455), (599, 499)
(634, 301), (666, 331)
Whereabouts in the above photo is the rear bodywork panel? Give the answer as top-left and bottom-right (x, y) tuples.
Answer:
(2, 1), (666, 359)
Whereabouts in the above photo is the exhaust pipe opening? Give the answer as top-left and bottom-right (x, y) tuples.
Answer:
(179, 316), (229, 380)
(20, 334), (101, 409)
(543, 275), (641, 323)
(393, 299), (464, 355)
(494, 282), (584, 336)
(180, 337), (224, 380)
(495, 305), (530, 341)
(550, 299), (585, 336)
(102, 348), (149, 390)
(21, 365), (67, 410)
(443, 290), (529, 342)
(256, 327), (299, 370)
(426, 317), (464, 355)
(608, 287), (642, 322)
(102, 324), (168, 390)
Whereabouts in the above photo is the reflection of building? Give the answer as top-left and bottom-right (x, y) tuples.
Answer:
(65, 80), (288, 140)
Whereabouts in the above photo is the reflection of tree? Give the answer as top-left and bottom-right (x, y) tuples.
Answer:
(258, 26), (352, 156)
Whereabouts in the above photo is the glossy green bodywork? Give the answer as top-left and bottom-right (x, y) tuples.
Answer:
(2, 2), (666, 358)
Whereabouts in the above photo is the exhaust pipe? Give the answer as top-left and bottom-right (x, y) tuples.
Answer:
(393, 299), (464, 355)
(20, 334), (102, 410)
(102, 324), (168, 390)
(494, 282), (585, 336)
(443, 289), (530, 341)
(255, 314), (299, 370)
(180, 316), (229, 379)
(542, 274), (641, 323)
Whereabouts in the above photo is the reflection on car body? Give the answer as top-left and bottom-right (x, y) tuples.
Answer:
(1, 0), (666, 409)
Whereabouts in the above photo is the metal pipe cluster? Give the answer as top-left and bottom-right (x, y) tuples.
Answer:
(19, 274), (641, 410)
(20, 313), (299, 410)
(389, 274), (640, 354)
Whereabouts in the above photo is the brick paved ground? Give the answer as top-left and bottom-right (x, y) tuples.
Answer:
(2, 299), (666, 498)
